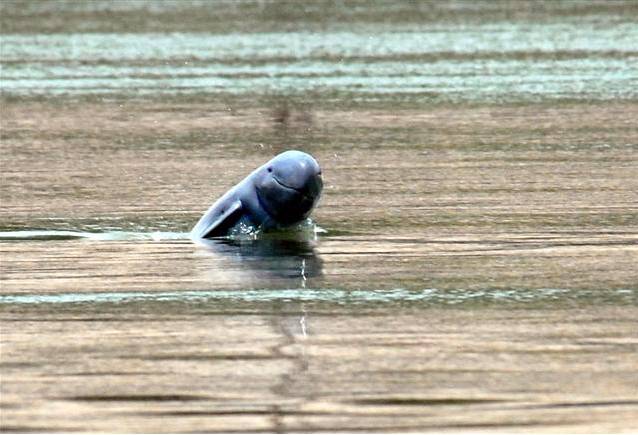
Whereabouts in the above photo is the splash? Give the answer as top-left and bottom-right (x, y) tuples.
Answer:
(226, 219), (262, 240)
(224, 218), (325, 242)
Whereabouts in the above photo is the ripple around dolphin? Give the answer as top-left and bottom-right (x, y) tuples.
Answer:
(0, 288), (634, 306)
(0, 220), (324, 242)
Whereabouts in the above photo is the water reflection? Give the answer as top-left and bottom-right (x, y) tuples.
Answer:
(193, 236), (323, 284)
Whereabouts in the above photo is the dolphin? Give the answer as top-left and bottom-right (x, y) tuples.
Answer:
(191, 150), (323, 239)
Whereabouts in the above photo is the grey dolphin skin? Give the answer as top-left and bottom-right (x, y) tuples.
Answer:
(191, 150), (323, 239)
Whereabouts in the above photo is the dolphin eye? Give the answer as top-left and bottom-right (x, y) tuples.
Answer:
(267, 167), (273, 173)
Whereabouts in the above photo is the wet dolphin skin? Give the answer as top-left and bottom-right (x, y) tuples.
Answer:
(191, 150), (323, 239)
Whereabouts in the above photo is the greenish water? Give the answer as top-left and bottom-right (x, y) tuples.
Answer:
(2, 27), (636, 102)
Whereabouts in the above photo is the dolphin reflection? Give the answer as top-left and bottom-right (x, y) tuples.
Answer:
(193, 235), (323, 284)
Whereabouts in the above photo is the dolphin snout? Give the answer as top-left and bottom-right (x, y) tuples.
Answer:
(271, 151), (322, 196)
(272, 171), (322, 201)
(303, 171), (323, 199)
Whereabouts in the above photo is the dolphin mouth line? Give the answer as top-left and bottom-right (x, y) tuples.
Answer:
(272, 176), (303, 193)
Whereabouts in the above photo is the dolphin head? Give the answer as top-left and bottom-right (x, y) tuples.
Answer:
(255, 150), (323, 225)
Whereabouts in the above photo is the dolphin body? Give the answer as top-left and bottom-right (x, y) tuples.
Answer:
(191, 150), (323, 239)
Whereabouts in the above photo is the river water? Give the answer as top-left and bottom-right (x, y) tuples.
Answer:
(1, 1), (637, 432)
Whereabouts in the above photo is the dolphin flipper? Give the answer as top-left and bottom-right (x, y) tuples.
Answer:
(193, 200), (244, 239)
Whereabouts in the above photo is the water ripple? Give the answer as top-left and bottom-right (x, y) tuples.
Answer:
(0, 230), (189, 241)
(0, 288), (634, 305)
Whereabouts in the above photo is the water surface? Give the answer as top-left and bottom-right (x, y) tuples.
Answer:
(1, 1), (638, 433)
